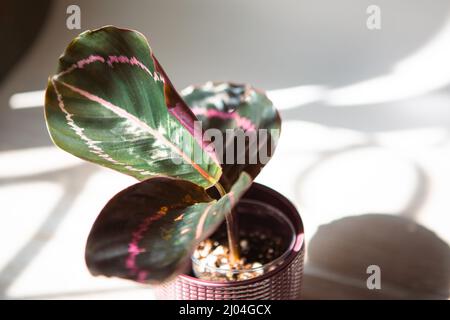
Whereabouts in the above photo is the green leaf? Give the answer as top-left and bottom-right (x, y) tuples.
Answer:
(85, 172), (252, 283)
(182, 82), (281, 190)
(44, 26), (221, 188)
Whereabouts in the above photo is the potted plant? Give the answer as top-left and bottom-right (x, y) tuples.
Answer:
(44, 26), (305, 300)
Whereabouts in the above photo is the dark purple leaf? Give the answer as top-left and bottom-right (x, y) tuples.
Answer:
(85, 172), (251, 283)
(182, 82), (281, 190)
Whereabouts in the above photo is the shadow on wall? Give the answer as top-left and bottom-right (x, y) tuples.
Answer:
(0, 0), (52, 85)
(303, 214), (450, 299)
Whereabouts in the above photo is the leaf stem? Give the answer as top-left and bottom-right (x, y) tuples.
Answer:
(214, 182), (240, 265)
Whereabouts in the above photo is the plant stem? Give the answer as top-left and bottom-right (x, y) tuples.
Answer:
(225, 209), (240, 265)
(214, 182), (240, 265)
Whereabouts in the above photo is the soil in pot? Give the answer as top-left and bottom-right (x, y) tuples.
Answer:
(192, 200), (295, 282)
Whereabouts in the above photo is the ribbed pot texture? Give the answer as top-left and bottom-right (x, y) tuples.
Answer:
(155, 182), (305, 300)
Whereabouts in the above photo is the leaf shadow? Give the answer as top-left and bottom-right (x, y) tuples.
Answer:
(0, 164), (96, 298)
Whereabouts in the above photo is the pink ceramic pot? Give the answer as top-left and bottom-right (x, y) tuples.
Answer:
(155, 183), (305, 300)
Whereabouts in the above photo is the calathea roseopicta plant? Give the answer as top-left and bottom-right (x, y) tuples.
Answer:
(44, 26), (280, 283)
